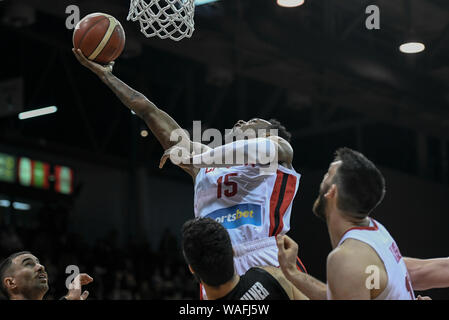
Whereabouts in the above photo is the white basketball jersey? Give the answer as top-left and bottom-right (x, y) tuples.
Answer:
(194, 164), (301, 245)
(327, 218), (415, 300)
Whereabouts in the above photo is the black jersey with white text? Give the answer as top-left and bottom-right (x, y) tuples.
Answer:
(217, 267), (290, 300)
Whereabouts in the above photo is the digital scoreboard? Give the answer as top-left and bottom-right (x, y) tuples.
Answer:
(0, 153), (16, 183)
(0, 152), (73, 195)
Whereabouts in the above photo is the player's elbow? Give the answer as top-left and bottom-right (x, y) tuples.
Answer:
(276, 138), (294, 163)
(408, 267), (427, 291)
(280, 142), (294, 163)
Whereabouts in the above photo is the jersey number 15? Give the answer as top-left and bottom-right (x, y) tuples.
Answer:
(217, 173), (238, 198)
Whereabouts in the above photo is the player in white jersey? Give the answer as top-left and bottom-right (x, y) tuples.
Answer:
(72, 50), (307, 299)
(159, 122), (308, 298)
(192, 160), (303, 276)
(277, 147), (415, 299)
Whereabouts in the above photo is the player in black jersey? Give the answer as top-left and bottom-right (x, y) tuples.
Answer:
(181, 218), (308, 300)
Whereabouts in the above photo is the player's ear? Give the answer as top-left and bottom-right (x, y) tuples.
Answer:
(4, 277), (16, 291)
(325, 184), (337, 199)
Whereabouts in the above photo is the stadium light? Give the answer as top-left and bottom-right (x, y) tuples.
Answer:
(18, 106), (58, 120)
(140, 129), (149, 137)
(195, 0), (220, 5)
(0, 200), (11, 208)
(12, 201), (31, 211)
(399, 42), (425, 54)
(277, 0), (305, 8)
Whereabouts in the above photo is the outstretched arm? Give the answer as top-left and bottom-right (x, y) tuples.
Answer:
(159, 136), (292, 170)
(404, 257), (449, 291)
(72, 49), (209, 178)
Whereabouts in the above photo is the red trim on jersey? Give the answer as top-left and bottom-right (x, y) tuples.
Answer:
(269, 170), (284, 236)
(276, 256), (307, 274)
(269, 171), (297, 236)
(340, 218), (379, 239)
(199, 283), (204, 300)
(274, 174), (297, 236)
(296, 256), (308, 274)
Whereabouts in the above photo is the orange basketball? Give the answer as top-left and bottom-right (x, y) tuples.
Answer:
(73, 13), (126, 64)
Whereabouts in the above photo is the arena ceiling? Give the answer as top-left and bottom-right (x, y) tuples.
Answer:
(0, 0), (448, 180)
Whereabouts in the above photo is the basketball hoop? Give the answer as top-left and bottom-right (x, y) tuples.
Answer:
(127, 0), (195, 41)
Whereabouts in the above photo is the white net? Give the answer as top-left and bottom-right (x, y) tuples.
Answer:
(127, 0), (195, 41)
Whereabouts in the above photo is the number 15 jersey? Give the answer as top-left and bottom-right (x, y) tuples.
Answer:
(194, 164), (301, 245)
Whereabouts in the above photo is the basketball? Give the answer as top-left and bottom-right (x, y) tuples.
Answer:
(73, 13), (126, 64)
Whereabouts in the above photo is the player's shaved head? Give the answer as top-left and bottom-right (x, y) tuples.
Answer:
(0, 251), (31, 298)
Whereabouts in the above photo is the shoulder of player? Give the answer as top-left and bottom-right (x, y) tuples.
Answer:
(267, 136), (292, 150)
(325, 247), (367, 296)
(327, 239), (380, 273)
(266, 136), (293, 163)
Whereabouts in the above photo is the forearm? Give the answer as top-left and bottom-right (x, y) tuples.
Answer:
(404, 257), (449, 290)
(190, 138), (278, 168)
(99, 71), (189, 150)
(285, 270), (328, 300)
(99, 71), (154, 118)
(74, 48), (194, 152)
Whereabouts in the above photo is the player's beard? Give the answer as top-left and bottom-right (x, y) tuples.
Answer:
(20, 278), (49, 300)
(312, 188), (328, 222)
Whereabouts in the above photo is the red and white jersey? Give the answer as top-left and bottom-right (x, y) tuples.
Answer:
(327, 218), (415, 300)
(194, 164), (301, 245)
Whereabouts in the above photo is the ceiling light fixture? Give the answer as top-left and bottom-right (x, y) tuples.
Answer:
(12, 201), (31, 211)
(140, 129), (149, 137)
(18, 106), (57, 120)
(0, 200), (11, 208)
(195, 0), (220, 5)
(276, 0), (305, 8)
(399, 42), (425, 54)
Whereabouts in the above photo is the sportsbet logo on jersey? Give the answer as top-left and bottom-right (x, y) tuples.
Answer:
(205, 203), (262, 229)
